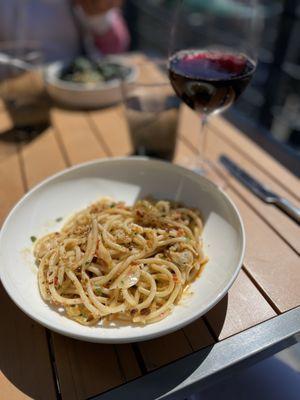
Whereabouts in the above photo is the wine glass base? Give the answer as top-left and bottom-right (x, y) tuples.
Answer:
(176, 156), (228, 190)
(176, 155), (211, 176)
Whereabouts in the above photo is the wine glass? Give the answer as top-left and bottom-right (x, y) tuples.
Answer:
(168, 0), (261, 172)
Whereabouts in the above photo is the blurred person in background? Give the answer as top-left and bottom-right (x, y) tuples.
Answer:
(0, 0), (130, 62)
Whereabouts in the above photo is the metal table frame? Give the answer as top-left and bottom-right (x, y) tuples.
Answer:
(93, 307), (300, 400)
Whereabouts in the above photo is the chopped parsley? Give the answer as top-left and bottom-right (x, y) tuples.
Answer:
(94, 288), (102, 296)
(56, 217), (63, 222)
(30, 236), (37, 243)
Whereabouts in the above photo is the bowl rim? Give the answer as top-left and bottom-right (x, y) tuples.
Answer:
(44, 58), (138, 92)
(0, 156), (245, 343)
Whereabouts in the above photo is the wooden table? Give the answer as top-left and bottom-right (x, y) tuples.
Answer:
(0, 57), (300, 400)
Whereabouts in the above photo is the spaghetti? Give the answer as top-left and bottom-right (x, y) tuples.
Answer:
(34, 198), (207, 325)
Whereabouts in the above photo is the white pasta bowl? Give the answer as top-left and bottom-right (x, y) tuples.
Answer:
(0, 157), (245, 343)
(44, 58), (138, 108)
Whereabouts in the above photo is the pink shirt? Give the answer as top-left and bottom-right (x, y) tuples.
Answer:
(93, 11), (130, 54)
(0, 0), (130, 62)
(75, 6), (130, 56)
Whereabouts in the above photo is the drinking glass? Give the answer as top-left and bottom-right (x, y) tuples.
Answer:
(168, 0), (261, 171)
(123, 61), (180, 161)
(0, 41), (47, 128)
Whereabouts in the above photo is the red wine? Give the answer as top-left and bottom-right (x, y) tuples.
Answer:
(168, 50), (255, 115)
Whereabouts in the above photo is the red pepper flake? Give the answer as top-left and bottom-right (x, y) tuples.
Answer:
(92, 256), (98, 263)
(140, 308), (150, 316)
(54, 277), (58, 286)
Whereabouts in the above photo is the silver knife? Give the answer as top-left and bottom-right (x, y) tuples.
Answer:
(220, 155), (300, 224)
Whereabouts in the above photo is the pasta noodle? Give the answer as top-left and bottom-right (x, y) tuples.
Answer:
(34, 198), (207, 325)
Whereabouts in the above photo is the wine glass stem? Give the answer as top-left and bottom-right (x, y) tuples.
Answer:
(197, 114), (208, 171)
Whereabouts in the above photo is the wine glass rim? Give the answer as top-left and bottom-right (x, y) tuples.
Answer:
(134, 81), (170, 88)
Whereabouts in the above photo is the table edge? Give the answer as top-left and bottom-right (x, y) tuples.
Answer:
(92, 307), (300, 400)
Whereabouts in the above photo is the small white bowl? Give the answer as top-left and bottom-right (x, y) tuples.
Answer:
(44, 58), (138, 108)
(0, 158), (245, 343)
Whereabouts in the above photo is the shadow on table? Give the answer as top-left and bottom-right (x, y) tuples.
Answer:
(50, 100), (120, 112)
(96, 296), (228, 400)
(0, 284), (228, 400)
(0, 284), (58, 399)
(0, 90), (51, 127)
(204, 293), (228, 338)
(0, 123), (49, 144)
(0, 95), (51, 159)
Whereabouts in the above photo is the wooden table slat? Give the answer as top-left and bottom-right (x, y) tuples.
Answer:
(206, 270), (277, 341)
(0, 153), (24, 224)
(21, 126), (66, 189)
(51, 109), (106, 165)
(0, 140), (18, 163)
(138, 330), (193, 372)
(89, 107), (131, 157)
(52, 335), (125, 400)
(228, 188), (300, 313)
(113, 344), (141, 382)
(211, 116), (300, 200)
(182, 318), (215, 352)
